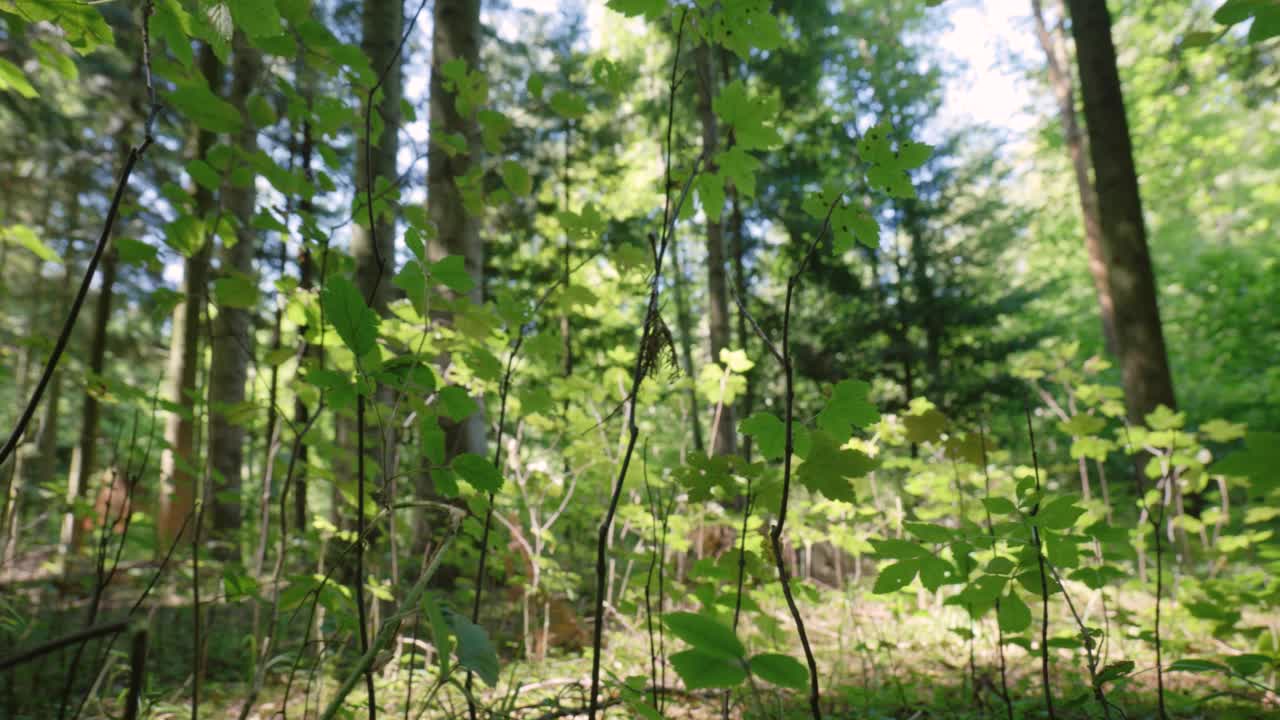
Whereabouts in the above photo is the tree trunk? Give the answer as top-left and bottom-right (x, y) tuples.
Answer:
(1032, 0), (1117, 356)
(293, 104), (317, 531)
(355, 0), (402, 317)
(670, 238), (704, 457)
(723, 59), (753, 462)
(427, 0), (486, 465)
(693, 43), (736, 457)
(158, 45), (221, 547)
(1066, 0), (1177, 424)
(207, 36), (263, 560)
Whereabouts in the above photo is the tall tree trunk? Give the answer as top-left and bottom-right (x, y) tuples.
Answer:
(722, 58), (752, 461)
(427, 0), (485, 462)
(61, 238), (118, 556)
(693, 43), (735, 457)
(670, 238), (705, 456)
(294, 116), (316, 532)
(158, 45), (221, 547)
(1066, 0), (1177, 424)
(207, 36), (263, 559)
(1032, 0), (1117, 356)
(355, 0), (402, 317)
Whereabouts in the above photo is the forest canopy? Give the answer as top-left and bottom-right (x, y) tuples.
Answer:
(0, 0), (1278, 718)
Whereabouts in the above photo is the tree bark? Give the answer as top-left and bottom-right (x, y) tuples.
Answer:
(1032, 0), (1117, 356)
(427, 0), (486, 463)
(207, 36), (263, 559)
(693, 43), (736, 457)
(158, 45), (221, 547)
(723, 59), (752, 462)
(670, 238), (705, 456)
(1066, 0), (1177, 424)
(354, 0), (402, 316)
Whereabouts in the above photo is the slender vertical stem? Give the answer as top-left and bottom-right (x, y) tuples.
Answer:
(977, 426), (1014, 720)
(587, 16), (694, 718)
(1024, 408), (1057, 720)
(356, 395), (376, 719)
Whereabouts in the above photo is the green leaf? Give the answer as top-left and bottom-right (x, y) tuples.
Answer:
(1214, 0), (1270, 25)
(896, 141), (934, 169)
(1035, 496), (1086, 530)
(869, 538), (929, 560)
(1060, 413), (1106, 436)
(444, 609), (500, 686)
(500, 160), (532, 196)
(222, 567), (259, 602)
(740, 412), (786, 460)
(115, 238), (157, 265)
(549, 90), (588, 119)
(1095, 660), (1135, 687)
(904, 522), (951, 544)
(982, 497), (1018, 515)
(393, 262), (427, 311)
(1167, 658), (1229, 674)
(169, 84), (243, 133)
(428, 255), (475, 295)
(3, 225), (59, 263)
(227, 0), (282, 38)
(1044, 531), (1080, 569)
(321, 276), (379, 358)
(452, 453), (503, 493)
(0, 58), (38, 98)
(605, 0), (667, 20)
(670, 649), (747, 689)
(213, 273), (259, 309)
(903, 407), (947, 444)
(997, 591), (1032, 633)
(796, 430), (876, 503)
(163, 215), (207, 257)
(816, 379), (879, 441)
(872, 560), (918, 594)
(748, 653), (808, 690)
(1213, 431), (1280, 491)
(436, 386), (477, 422)
(663, 612), (745, 659)
(713, 80), (780, 150)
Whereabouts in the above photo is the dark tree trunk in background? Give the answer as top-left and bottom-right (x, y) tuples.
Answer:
(694, 43), (736, 457)
(294, 116), (316, 532)
(207, 36), (263, 559)
(723, 59), (753, 461)
(354, 0), (402, 317)
(426, 0), (486, 477)
(1066, 0), (1177, 424)
(1033, 0), (1117, 356)
(62, 238), (117, 554)
(158, 45), (220, 547)
(671, 238), (705, 456)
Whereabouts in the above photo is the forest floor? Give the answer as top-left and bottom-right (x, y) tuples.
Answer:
(179, 582), (1279, 720)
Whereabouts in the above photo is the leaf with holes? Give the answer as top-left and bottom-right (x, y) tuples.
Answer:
(873, 559), (918, 594)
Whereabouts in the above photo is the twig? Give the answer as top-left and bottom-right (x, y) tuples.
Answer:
(0, 620), (129, 671)
(1024, 406), (1057, 720)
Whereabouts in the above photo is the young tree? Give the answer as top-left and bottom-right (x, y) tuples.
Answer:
(1066, 0), (1177, 424)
